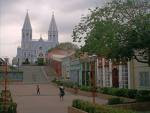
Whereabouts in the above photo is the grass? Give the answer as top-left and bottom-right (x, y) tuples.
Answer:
(137, 111), (150, 113)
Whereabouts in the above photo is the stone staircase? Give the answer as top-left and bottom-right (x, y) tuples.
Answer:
(20, 66), (48, 84)
(43, 65), (57, 81)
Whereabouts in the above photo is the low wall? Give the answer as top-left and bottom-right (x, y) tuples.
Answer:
(65, 87), (134, 103)
(68, 106), (87, 113)
(110, 102), (150, 111)
(0, 72), (23, 82)
(65, 88), (95, 97)
(97, 93), (135, 103)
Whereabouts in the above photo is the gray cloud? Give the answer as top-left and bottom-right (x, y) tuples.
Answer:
(0, 0), (105, 60)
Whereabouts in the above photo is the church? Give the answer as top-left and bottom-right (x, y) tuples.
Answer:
(13, 12), (59, 65)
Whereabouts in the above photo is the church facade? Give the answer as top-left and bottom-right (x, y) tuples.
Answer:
(13, 12), (59, 65)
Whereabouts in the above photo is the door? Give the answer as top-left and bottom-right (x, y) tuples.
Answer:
(112, 68), (119, 88)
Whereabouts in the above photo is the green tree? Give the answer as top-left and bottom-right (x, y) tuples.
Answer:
(72, 0), (150, 65)
(48, 42), (79, 51)
(56, 42), (79, 50)
(37, 58), (44, 65)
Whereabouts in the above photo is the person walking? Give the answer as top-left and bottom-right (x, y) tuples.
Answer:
(36, 85), (40, 95)
(59, 84), (65, 101)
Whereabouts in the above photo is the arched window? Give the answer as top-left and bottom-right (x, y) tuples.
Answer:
(39, 47), (42, 50)
(24, 52), (26, 57)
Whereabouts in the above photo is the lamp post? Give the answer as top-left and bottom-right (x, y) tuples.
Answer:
(18, 58), (19, 72)
(3, 58), (8, 111)
(89, 54), (97, 104)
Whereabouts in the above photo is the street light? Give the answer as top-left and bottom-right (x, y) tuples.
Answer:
(3, 58), (8, 111)
(89, 54), (97, 104)
(18, 58), (19, 72)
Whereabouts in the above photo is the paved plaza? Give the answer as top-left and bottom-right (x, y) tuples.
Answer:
(8, 84), (107, 113)
(0, 66), (107, 113)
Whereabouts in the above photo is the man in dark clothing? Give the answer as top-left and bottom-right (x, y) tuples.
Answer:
(36, 85), (40, 95)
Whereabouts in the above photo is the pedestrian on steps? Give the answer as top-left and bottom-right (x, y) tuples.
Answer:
(36, 85), (40, 95)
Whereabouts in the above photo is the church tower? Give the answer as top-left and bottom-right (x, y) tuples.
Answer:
(21, 11), (32, 49)
(48, 13), (58, 45)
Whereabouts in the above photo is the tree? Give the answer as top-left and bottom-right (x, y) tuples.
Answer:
(72, 0), (150, 65)
(37, 58), (44, 65)
(48, 42), (79, 51)
(56, 42), (79, 50)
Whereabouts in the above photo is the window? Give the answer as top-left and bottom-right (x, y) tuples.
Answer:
(139, 72), (150, 87)
(122, 65), (128, 88)
(105, 67), (110, 87)
(26, 33), (29, 37)
(24, 52), (26, 57)
(28, 53), (30, 57)
(39, 47), (42, 50)
(98, 68), (103, 87)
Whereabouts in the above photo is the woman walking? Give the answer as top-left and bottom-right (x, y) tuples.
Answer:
(59, 85), (65, 101)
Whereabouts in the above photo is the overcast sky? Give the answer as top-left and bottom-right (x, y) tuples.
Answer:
(0, 0), (106, 60)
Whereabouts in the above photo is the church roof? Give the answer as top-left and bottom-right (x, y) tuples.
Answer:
(49, 13), (58, 32)
(22, 12), (32, 30)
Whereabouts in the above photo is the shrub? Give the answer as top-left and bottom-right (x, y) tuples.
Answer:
(37, 58), (44, 65)
(7, 103), (17, 113)
(51, 78), (57, 83)
(98, 87), (141, 99)
(108, 88), (118, 96)
(1, 90), (11, 97)
(72, 99), (82, 109)
(80, 86), (93, 92)
(99, 87), (110, 94)
(108, 98), (124, 105)
(136, 90), (150, 102)
(62, 81), (74, 88)
(72, 99), (136, 113)
(126, 89), (137, 99)
(114, 88), (128, 97)
(0, 90), (17, 113)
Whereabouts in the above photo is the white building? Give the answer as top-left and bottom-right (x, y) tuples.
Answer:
(96, 58), (129, 88)
(13, 12), (58, 65)
(96, 57), (150, 90)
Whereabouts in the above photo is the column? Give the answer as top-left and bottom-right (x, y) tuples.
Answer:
(96, 58), (99, 87)
(85, 62), (87, 86)
(102, 58), (105, 87)
(109, 60), (112, 87)
(128, 61), (131, 89)
(79, 62), (82, 86)
(119, 64), (122, 88)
